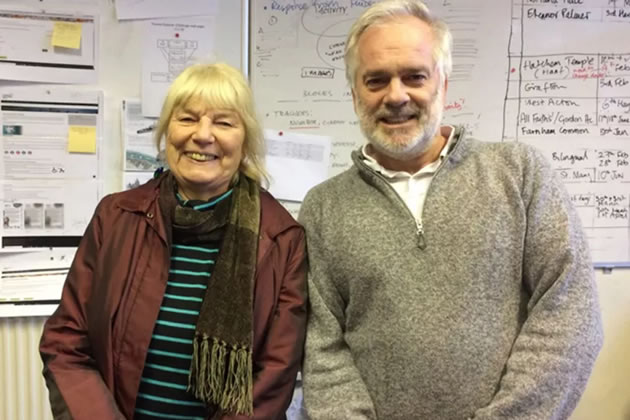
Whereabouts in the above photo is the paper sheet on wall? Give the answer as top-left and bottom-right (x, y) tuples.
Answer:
(0, 268), (67, 302)
(0, 87), (103, 240)
(141, 16), (217, 117)
(122, 98), (161, 171)
(264, 129), (332, 202)
(115, 0), (217, 20)
(123, 172), (155, 191)
(0, 248), (75, 317)
(0, 7), (98, 83)
(2, 180), (100, 239)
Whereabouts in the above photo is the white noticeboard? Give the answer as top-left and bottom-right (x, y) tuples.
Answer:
(251, 0), (630, 267)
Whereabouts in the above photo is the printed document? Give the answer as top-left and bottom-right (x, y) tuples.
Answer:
(122, 98), (161, 171)
(0, 87), (103, 239)
(0, 248), (74, 317)
(264, 129), (332, 202)
(141, 16), (216, 117)
(0, 7), (98, 83)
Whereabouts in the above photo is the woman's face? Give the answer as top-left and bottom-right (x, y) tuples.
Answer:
(166, 98), (245, 201)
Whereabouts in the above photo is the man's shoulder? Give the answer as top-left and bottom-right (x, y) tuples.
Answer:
(98, 177), (161, 213)
(454, 136), (558, 202)
(457, 134), (535, 155)
(298, 166), (360, 225)
(303, 166), (359, 203)
(455, 135), (547, 170)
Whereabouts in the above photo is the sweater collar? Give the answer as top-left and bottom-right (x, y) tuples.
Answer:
(360, 125), (456, 178)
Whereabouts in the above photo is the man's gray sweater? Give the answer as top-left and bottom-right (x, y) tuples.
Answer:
(298, 128), (603, 420)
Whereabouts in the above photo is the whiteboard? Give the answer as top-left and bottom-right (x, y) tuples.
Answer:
(251, 0), (630, 266)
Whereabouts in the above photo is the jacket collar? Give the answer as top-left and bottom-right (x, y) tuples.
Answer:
(116, 175), (163, 213)
(116, 174), (167, 243)
(114, 173), (301, 251)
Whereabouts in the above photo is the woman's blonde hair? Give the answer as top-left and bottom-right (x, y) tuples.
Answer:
(154, 62), (269, 186)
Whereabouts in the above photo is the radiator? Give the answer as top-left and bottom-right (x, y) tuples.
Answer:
(0, 317), (53, 420)
(0, 317), (305, 420)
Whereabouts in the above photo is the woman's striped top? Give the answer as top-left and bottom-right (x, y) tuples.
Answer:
(134, 189), (232, 420)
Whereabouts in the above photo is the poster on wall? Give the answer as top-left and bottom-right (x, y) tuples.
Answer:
(264, 129), (332, 202)
(0, 6), (99, 84)
(0, 247), (74, 317)
(122, 98), (161, 172)
(0, 87), (103, 245)
(141, 16), (217, 117)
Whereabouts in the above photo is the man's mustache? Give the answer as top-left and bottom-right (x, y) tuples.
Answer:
(374, 104), (423, 120)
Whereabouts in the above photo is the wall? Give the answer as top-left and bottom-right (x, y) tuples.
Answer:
(0, 0), (628, 419)
(573, 271), (630, 420)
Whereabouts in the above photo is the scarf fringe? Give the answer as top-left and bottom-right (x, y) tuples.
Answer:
(189, 334), (253, 416)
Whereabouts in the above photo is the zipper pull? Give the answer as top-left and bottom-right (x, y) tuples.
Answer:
(416, 223), (427, 250)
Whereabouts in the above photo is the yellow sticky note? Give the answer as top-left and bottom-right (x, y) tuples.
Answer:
(52, 22), (82, 49)
(68, 126), (96, 154)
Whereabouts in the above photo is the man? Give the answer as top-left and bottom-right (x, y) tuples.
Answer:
(298, 1), (603, 419)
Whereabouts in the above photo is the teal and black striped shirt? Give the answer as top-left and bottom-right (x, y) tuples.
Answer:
(134, 189), (232, 420)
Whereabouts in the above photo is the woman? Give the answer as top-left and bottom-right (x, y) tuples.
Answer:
(40, 63), (307, 420)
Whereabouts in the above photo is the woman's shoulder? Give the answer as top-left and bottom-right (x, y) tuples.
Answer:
(96, 177), (161, 215)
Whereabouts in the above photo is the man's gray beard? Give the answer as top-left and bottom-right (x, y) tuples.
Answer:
(357, 100), (443, 161)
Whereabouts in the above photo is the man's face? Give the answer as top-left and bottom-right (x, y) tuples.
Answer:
(352, 15), (446, 162)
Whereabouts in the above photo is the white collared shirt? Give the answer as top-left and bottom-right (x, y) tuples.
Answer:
(361, 126), (455, 223)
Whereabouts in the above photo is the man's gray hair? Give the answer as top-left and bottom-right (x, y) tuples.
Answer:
(344, 0), (453, 87)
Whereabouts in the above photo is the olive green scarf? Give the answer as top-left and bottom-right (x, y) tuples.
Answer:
(158, 172), (259, 416)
